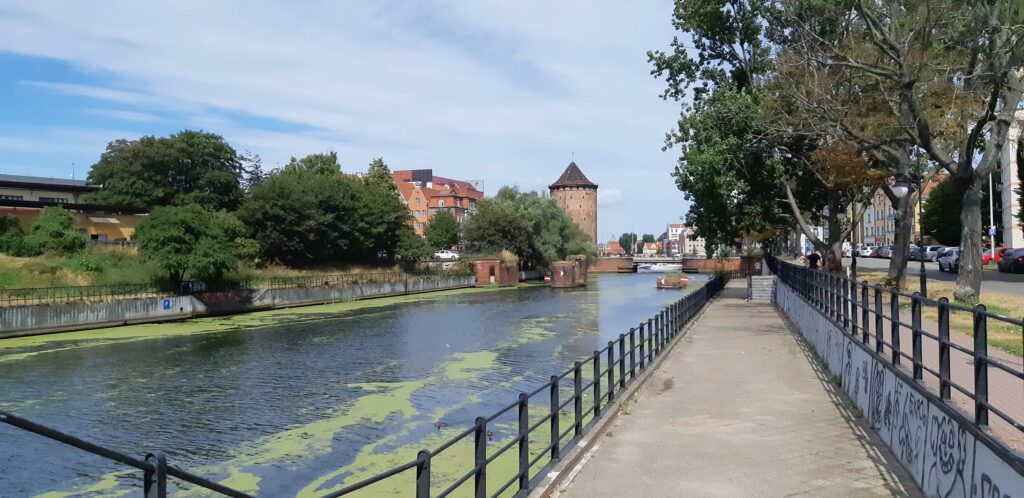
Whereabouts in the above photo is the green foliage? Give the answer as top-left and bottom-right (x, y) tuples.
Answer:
(922, 178), (965, 246)
(0, 215), (24, 254)
(618, 233), (638, 256)
(18, 207), (86, 256)
(424, 211), (460, 250)
(452, 255), (475, 274)
(238, 156), (358, 265)
(395, 228), (434, 262)
(365, 157), (399, 195)
(87, 130), (246, 210)
(641, 234), (655, 244)
(135, 205), (238, 288)
(282, 152), (343, 176)
(463, 187), (595, 269)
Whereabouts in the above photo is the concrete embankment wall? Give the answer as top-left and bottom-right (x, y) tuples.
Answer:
(773, 278), (1023, 496)
(0, 275), (475, 338)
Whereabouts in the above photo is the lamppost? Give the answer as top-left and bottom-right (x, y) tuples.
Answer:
(891, 173), (926, 296)
(837, 210), (855, 280)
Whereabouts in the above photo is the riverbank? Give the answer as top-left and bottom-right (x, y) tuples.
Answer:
(1, 273), (479, 339)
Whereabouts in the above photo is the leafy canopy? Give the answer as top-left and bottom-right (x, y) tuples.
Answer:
(88, 130), (246, 210)
(134, 204), (239, 288)
(424, 211), (460, 250)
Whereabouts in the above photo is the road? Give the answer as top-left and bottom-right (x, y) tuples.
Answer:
(843, 256), (1024, 296)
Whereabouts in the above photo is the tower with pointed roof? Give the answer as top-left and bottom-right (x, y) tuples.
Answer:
(549, 161), (598, 243)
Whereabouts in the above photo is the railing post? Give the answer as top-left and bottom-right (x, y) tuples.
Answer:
(629, 327), (636, 379)
(938, 298), (951, 400)
(850, 279), (858, 335)
(911, 293), (923, 380)
(890, 290), (901, 366)
(638, 323), (646, 370)
(474, 417), (487, 498)
(842, 277), (849, 330)
(647, 318), (654, 363)
(618, 334), (626, 389)
(573, 362), (583, 437)
(973, 305), (989, 427)
(416, 450), (431, 498)
(517, 393), (529, 491)
(861, 282), (870, 344)
(606, 342), (615, 402)
(592, 351), (601, 418)
(143, 452), (167, 498)
(874, 284), (883, 355)
(549, 376), (560, 461)
(654, 314), (661, 355)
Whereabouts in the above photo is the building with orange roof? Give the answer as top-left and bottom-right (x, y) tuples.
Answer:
(392, 169), (483, 236)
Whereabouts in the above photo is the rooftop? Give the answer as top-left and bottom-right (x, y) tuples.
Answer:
(0, 174), (96, 191)
(549, 161), (597, 189)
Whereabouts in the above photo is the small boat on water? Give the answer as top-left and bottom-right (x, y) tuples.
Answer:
(646, 262), (683, 273)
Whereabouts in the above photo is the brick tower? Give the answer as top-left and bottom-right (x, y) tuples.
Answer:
(549, 161), (598, 243)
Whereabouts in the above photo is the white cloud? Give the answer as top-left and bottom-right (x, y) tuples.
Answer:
(83, 109), (164, 123)
(597, 187), (624, 206)
(0, 0), (687, 236)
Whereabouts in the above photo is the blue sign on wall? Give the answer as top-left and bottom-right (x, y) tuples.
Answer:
(163, 299), (171, 310)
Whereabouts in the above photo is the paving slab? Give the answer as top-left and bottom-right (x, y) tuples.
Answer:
(558, 282), (921, 497)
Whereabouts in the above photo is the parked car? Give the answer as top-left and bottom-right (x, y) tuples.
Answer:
(877, 246), (893, 258)
(997, 248), (1024, 273)
(859, 246), (874, 258)
(937, 247), (961, 273)
(434, 249), (459, 260)
(869, 247), (881, 257)
(921, 245), (947, 262)
(908, 245), (920, 261)
(982, 247), (1010, 266)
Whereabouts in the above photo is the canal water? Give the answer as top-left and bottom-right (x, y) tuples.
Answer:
(0, 272), (706, 497)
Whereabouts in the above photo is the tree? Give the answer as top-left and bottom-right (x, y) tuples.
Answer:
(237, 155), (358, 265)
(786, 0), (1024, 303)
(395, 227), (434, 263)
(365, 157), (399, 195)
(350, 180), (411, 260)
(19, 207), (86, 256)
(921, 178), (965, 247)
(424, 211), (460, 250)
(618, 233), (638, 256)
(87, 130), (246, 210)
(462, 198), (529, 258)
(134, 205), (238, 288)
(485, 187), (596, 268)
(240, 150), (266, 190)
(641, 234), (655, 244)
(649, 0), (787, 249)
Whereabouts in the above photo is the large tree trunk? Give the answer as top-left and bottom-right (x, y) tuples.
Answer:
(887, 191), (916, 288)
(954, 177), (984, 303)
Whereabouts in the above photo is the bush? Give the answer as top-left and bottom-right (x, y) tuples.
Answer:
(19, 207), (86, 256)
(0, 215), (25, 254)
(135, 205), (238, 289)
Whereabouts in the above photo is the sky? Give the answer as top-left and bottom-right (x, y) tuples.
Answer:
(0, 0), (690, 241)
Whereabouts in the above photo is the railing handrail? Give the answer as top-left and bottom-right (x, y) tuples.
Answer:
(0, 276), (726, 497)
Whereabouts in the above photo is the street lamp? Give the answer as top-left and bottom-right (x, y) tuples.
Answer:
(892, 173), (927, 296)
(837, 210), (855, 279)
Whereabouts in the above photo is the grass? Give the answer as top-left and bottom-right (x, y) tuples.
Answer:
(0, 250), (406, 290)
(846, 269), (1022, 357)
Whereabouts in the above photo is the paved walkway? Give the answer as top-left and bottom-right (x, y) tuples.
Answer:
(559, 282), (921, 497)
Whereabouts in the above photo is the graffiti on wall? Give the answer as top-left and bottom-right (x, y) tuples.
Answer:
(777, 283), (1022, 498)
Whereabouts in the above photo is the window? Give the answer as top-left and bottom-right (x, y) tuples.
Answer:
(415, 198), (421, 206)
(40, 197), (68, 204)
(0, 195), (24, 201)
(439, 200), (445, 207)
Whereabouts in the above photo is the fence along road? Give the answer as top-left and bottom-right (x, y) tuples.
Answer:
(0, 278), (725, 497)
(771, 257), (1024, 453)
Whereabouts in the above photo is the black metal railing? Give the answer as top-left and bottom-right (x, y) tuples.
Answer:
(0, 270), (473, 305)
(0, 277), (725, 497)
(766, 256), (1023, 437)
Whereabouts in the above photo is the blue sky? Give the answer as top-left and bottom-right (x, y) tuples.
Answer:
(0, 0), (690, 240)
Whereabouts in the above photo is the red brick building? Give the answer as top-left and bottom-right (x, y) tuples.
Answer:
(392, 169), (483, 236)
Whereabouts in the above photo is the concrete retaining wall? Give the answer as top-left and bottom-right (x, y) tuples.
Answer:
(1, 275), (475, 338)
(774, 278), (1023, 497)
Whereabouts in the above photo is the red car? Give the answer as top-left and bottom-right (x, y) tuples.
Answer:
(982, 247), (1010, 265)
